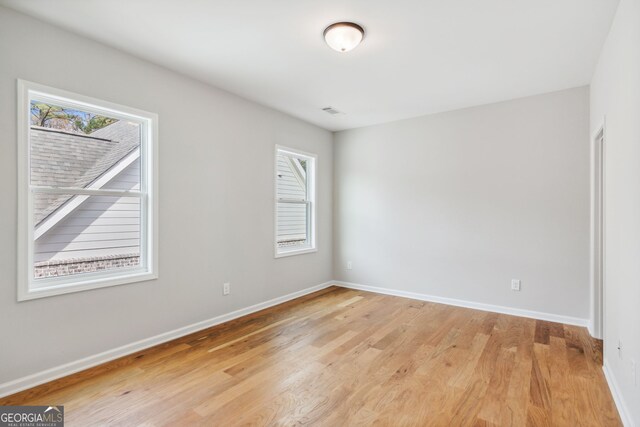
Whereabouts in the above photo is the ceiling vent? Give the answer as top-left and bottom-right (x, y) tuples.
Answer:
(322, 106), (343, 115)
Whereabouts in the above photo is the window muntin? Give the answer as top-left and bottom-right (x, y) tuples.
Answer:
(18, 80), (157, 300)
(275, 147), (316, 257)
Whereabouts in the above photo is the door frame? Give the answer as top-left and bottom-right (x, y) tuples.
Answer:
(590, 121), (606, 340)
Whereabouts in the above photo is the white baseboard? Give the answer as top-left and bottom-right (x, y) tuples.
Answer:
(587, 320), (603, 339)
(603, 360), (634, 427)
(335, 281), (589, 327)
(0, 281), (334, 399)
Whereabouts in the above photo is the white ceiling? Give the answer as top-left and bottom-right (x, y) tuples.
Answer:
(1, 0), (619, 131)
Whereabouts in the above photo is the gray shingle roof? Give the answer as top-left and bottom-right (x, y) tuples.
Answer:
(31, 120), (140, 224)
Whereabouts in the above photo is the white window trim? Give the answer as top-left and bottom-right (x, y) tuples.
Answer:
(274, 145), (317, 258)
(17, 79), (159, 301)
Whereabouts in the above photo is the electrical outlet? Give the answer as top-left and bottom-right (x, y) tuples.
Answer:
(346, 261), (353, 270)
(511, 279), (521, 291)
(223, 282), (231, 296)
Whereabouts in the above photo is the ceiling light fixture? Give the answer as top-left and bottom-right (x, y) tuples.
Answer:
(323, 22), (364, 53)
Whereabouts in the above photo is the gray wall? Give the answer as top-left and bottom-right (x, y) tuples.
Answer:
(590, 0), (640, 422)
(0, 7), (332, 384)
(334, 87), (590, 319)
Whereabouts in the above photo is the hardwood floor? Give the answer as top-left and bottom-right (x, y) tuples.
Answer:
(0, 286), (621, 426)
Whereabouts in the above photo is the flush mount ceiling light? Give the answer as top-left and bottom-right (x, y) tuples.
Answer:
(323, 22), (364, 53)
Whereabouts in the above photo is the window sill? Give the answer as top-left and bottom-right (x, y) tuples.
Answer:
(275, 247), (318, 259)
(18, 270), (157, 301)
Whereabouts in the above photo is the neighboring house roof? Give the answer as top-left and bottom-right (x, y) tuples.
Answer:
(31, 120), (140, 225)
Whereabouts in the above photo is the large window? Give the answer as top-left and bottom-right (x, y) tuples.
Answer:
(275, 146), (316, 257)
(17, 80), (158, 300)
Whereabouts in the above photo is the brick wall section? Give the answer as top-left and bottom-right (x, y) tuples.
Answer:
(277, 239), (306, 248)
(34, 254), (140, 278)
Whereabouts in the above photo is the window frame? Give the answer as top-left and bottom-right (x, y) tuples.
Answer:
(274, 145), (317, 258)
(17, 80), (159, 301)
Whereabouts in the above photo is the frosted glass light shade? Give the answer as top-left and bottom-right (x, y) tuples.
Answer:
(323, 22), (364, 53)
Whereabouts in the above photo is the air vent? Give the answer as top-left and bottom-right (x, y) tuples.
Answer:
(322, 106), (343, 115)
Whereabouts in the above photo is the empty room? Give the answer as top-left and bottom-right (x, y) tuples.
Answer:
(0, 0), (638, 425)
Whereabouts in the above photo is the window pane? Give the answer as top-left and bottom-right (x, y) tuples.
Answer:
(276, 201), (308, 248)
(33, 194), (141, 281)
(276, 153), (307, 200)
(30, 100), (141, 189)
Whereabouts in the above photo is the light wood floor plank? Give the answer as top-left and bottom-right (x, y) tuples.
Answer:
(0, 286), (621, 426)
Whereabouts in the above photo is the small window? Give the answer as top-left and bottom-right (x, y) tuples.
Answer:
(17, 80), (158, 300)
(275, 146), (316, 257)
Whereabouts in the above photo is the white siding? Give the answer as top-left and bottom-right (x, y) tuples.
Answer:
(276, 155), (305, 199)
(276, 154), (307, 243)
(34, 159), (141, 263)
(277, 202), (307, 242)
(103, 156), (140, 191)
